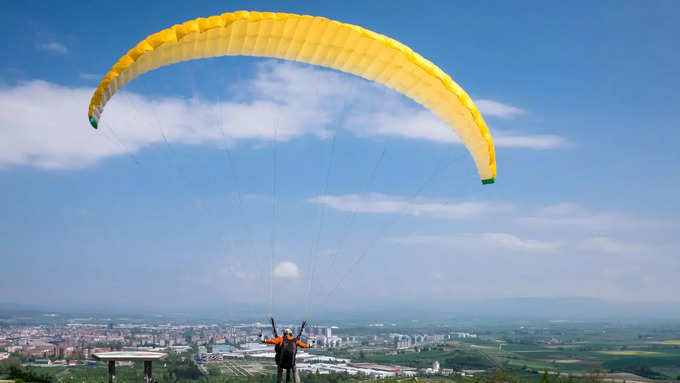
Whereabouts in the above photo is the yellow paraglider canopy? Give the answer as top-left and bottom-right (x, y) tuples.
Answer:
(87, 10), (496, 183)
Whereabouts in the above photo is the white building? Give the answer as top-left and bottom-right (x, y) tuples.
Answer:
(453, 332), (477, 339)
(297, 363), (397, 379)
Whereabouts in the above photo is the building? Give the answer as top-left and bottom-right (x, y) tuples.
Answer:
(299, 362), (403, 379)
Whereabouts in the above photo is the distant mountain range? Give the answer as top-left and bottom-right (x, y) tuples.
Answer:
(1, 297), (679, 321)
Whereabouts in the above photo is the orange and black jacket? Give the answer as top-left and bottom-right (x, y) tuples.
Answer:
(265, 334), (309, 348)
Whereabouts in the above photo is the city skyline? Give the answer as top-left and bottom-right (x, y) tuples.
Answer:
(1, 1), (680, 310)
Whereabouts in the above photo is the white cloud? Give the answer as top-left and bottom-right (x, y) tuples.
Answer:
(0, 81), (124, 169)
(580, 236), (647, 255)
(474, 99), (525, 118)
(79, 73), (100, 80)
(518, 203), (656, 230)
(345, 109), (460, 144)
(0, 61), (567, 169)
(38, 42), (68, 55)
(309, 193), (514, 219)
(493, 133), (567, 149)
(272, 261), (300, 279)
(219, 261), (252, 281)
(344, 108), (567, 149)
(484, 233), (561, 252)
(0, 74), (332, 169)
(388, 233), (561, 253)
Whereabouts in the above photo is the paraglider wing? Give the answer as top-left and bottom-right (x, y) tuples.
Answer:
(87, 11), (496, 183)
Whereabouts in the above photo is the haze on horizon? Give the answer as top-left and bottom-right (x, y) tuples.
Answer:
(1, 1), (679, 314)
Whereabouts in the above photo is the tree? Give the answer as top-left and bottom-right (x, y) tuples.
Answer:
(8, 365), (55, 383)
(486, 368), (515, 383)
(585, 364), (605, 383)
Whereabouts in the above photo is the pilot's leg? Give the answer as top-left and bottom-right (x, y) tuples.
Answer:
(293, 365), (300, 383)
(277, 366), (283, 383)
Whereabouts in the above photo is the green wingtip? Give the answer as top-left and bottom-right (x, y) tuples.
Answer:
(482, 178), (496, 185)
(89, 116), (98, 129)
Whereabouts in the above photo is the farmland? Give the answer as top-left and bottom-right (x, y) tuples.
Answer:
(324, 319), (680, 381)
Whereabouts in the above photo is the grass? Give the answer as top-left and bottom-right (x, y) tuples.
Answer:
(479, 338), (680, 377)
(505, 359), (558, 371)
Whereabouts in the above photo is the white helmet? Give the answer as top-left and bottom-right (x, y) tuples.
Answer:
(284, 328), (292, 335)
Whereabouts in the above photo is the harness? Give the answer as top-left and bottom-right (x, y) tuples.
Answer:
(273, 319), (307, 369)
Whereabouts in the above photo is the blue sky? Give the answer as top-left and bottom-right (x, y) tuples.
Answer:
(1, 0), (679, 313)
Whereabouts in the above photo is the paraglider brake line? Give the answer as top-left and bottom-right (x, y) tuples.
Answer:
(100, 121), (141, 166)
(318, 150), (469, 305)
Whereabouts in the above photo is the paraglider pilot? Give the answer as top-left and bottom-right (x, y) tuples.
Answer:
(260, 319), (315, 383)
